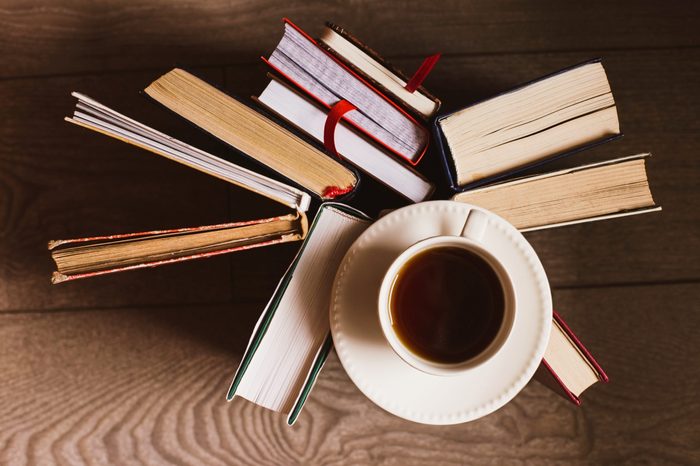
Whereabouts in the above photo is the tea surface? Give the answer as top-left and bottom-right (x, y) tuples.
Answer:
(389, 246), (505, 364)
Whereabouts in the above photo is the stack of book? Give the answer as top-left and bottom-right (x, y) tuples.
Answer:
(51, 19), (659, 424)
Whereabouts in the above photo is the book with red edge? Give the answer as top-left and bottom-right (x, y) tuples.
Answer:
(254, 74), (436, 204)
(263, 18), (431, 167)
(49, 214), (308, 283)
(535, 311), (609, 405)
(319, 22), (441, 120)
(51, 91), (317, 283)
(144, 68), (360, 202)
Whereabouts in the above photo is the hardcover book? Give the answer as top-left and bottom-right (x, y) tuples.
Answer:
(145, 68), (359, 200)
(255, 76), (434, 203)
(51, 92), (315, 282)
(434, 59), (621, 191)
(264, 18), (430, 165)
(535, 311), (609, 405)
(453, 154), (660, 231)
(49, 214), (308, 283)
(319, 22), (441, 120)
(226, 203), (371, 424)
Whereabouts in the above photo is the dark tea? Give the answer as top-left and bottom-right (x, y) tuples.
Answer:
(389, 246), (505, 364)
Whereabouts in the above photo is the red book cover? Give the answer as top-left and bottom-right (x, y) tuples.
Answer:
(535, 311), (609, 405)
(263, 18), (430, 166)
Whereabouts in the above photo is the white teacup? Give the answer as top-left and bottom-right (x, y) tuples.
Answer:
(377, 209), (516, 376)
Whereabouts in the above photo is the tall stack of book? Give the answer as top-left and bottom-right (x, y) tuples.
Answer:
(50, 19), (659, 424)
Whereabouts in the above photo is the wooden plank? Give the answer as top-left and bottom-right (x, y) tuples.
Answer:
(0, 283), (697, 464)
(0, 69), (239, 311)
(1, 1), (698, 78)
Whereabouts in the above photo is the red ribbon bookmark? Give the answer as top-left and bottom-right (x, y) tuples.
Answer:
(323, 99), (357, 159)
(404, 53), (441, 93)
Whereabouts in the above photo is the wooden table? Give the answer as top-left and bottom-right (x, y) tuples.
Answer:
(1, 2), (698, 464)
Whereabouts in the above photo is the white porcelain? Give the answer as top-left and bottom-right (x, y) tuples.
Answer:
(330, 201), (552, 425)
(377, 209), (517, 376)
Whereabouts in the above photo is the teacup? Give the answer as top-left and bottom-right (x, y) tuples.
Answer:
(377, 209), (516, 376)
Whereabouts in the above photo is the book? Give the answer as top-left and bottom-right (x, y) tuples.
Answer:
(51, 92), (319, 283)
(535, 311), (609, 405)
(319, 22), (441, 119)
(144, 68), (358, 200)
(265, 19), (429, 165)
(452, 154), (660, 231)
(65, 92), (311, 211)
(49, 214), (307, 283)
(226, 203), (371, 425)
(435, 60), (621, 190)
(255, 77), (434, 203)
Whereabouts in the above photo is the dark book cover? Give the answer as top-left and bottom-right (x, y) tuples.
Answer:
(433, 59), (623, 192)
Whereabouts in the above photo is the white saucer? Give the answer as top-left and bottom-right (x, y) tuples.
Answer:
(329, 201), (552, 425)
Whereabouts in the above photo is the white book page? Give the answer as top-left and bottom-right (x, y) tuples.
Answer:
(258, 80), (433, 203)
(66, 93), (311, 212)
(235, 206), (370, 414)
(268, 23), (426, 161)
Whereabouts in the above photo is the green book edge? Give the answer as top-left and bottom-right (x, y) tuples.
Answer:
(226, 202), (371, 424)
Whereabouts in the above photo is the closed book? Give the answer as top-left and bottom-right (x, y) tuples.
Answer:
(263, 18), (430, 166)
(452, 154), (660, 231)
(255, 76), (434, 203)
(52, 92), (316, 282)
(65, 92), (311, 211)
(434, 59), (622, 192)
(145, 68), (360, 200)
(535, 311), (609, 405)
(226, 203), (371, 425)
(49, 214), (308, 283)
(319, 22), (441, 120)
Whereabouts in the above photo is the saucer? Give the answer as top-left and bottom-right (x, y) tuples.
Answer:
(329, 201), (552, 425)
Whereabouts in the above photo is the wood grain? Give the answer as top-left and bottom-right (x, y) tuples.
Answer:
(1, 1), (698, 78)
(1, 284), (697, 465)
(1, 2), (698, 464)
(0, 69), (241, 311)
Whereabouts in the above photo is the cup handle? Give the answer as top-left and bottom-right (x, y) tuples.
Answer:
(460, 209), (488, 242)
